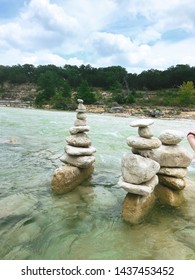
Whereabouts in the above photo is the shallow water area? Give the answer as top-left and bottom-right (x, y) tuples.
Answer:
(0, 107), (195, 260)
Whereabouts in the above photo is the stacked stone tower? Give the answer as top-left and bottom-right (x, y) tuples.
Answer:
(51, 99), (96, 194)
(118, 119), (161, 224)
(149, 129), (192, 207)
(129, 127), (193, 207)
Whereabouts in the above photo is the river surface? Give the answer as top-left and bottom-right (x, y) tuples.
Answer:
(0, 107), (195, 260)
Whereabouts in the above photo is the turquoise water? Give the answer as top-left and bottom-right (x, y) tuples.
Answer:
(0, 107), (195, 260)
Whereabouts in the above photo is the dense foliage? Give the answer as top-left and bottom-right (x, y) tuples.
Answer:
(1, 63), (195, 108)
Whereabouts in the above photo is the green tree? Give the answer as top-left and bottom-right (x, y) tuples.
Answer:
(76, 80), (96, 104)
(178, 81), (195, 106)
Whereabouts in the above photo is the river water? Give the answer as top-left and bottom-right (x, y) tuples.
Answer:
(0, 107), (195, 260)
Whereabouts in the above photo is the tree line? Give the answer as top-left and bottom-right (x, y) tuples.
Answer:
(0, 63), (195, 108)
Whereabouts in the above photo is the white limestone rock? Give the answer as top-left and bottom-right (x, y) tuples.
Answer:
(76, 112), (87, 120)
(138, 145), (193, 167)
(66, 133), (91, 147)
(138, 126), (153, 138)
(69, 126), (90, 135)
(130, 119), (154, 127)
(159, 129), (184, 145)
(74, 119), (87, 126)
(77, 99), (86, 111)
(65, 144), (96, 156)
(118, 175), (158, 196)
(121, 153), (160, 184)
(60, 154), (95, 168)
(127, 136), (161, 150)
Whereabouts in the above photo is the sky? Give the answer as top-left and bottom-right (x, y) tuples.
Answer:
(0, 0), (195, 74)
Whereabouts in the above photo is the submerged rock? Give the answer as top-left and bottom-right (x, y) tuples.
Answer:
(122, 192), (156, 224)
(155, 184), (185, 207)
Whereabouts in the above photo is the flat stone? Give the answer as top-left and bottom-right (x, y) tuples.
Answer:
(158, 167), (187, 178)
(159, 129), (184, 145)
(139, 145), (193, 167)
(121, 153), (160, 184)
(127, 136), (161, 149)
(122, 192), (156, 224)
(138, 126), (153, 138)
(130, 119), (154, 127)
(158, 175), (186, 190)
(155, 184), (185, 207)
(76, 109), (86, 113)
(69, 126), (90, 135)
(66, 133), (91, 147)
(60, 154), (95, 168)
(65, 145), (96, 156)
(118, 175), (158, 196)
(51, 164), (94, 194)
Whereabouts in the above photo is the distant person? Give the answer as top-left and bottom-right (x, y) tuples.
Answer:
(187, 131), (195, 159)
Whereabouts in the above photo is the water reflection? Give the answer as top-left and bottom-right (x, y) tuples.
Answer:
(0, 107), (195, 259)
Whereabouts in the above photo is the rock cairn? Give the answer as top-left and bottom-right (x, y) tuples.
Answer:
(135, 129), (193, 207)
(118, 119), (161, 224)
(51, 99), (96, 194)
(153, 129), (192, 207)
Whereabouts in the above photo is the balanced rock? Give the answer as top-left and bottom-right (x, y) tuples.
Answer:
(158, 175), (186, 190)
(138, 126), (153, 138)
(69, 125), (90, 135)
(158, 167), (187, 178)
(130, 119), (154, 127)
(66, 133), (91, 147)
(122, 192), (156, 224)
(127, 136), (161, 150)
(121, 153), (160, 184)
(60, 154), (95, 168)
(158, 129), (184, 145)
(51, 165), (94, 194)
(155, 184), (185, 207)
(74, 119), (87, 126)
(140, 145), (193, 167)
(77, 99), (86, 111)
(76, 112), (87, 120)
(118, 175), (158, 196)
(65, 144), (96, 156)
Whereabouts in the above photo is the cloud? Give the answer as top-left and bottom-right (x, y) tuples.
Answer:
(0, 0), (195, 73)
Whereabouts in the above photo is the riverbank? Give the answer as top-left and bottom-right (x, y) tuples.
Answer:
(85, 104), (195, 120)
(1, 101), (195, 120)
